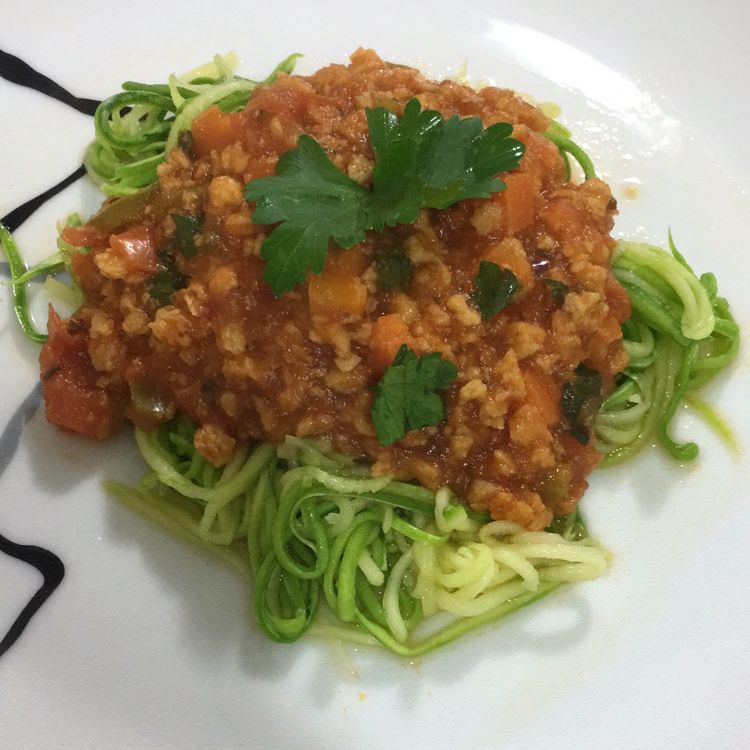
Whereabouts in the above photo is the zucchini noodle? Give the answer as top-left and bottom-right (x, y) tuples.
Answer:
(106, 422), (610, 656)
(596, 234), (739, 464)
(0, 215), (89, 343)
(0, 224), (47, 343)
(85, 52), (300, 196)
(543, 120), (596, 181)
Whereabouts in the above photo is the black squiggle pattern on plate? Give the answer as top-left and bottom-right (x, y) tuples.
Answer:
(0, 385), (66, 658)
(0, 47), (100, 657)
(2, 165), (86, 233)
(0, 48), (100, 115)
(0, 534), (65, 658)
(0, 384), (42, 476)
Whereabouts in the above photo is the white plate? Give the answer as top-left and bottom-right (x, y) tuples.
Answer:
(2, 2), (749, 748)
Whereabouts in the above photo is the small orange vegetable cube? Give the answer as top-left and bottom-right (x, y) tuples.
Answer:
(191, 106), (246, 158)
(369, 313), (412, 372)
(326, 247), (370, 277)
(523, 368), (561, 427)
(308, 273), (368, 318)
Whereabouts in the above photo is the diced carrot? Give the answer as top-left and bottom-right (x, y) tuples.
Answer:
(523, 368), (561, 427)
(326, 247), (370, 277)
(191, 106), (247, 158)
(369, 313), (412, 372)
(501, 172), (537, 234)
(308, 273), (368, 318)
(108, 226), (157, 274)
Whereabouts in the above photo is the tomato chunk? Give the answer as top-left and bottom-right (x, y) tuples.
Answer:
(109, 226), (157, 274)
(191, 106), (247, 158)
(43, 376), (116, 439)
(40, 307), (120, 439)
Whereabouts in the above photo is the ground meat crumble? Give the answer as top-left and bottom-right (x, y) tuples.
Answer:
(40, 49), (630, 530)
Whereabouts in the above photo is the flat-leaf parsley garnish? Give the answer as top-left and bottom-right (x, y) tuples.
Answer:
(471, 260), (519, 320)
(371, 344), (458, 446)
(365, 98), (525, 224)
(245, 98), (525, 296)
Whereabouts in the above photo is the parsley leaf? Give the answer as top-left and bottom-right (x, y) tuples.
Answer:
(172, 214), (202, 258)
(376, 251), (412, 291)
(244, 135), (370, 295)
(245, 99), (525, 296)
(471, 261), (519, 321)
(367, 99), (524, 224)
(371, 345), (458, 446)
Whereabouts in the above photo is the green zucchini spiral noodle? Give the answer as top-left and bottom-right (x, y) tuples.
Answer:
(106, 423), (610, 656)
(595, 234), (739, 464)
(85, 52), (300, 196)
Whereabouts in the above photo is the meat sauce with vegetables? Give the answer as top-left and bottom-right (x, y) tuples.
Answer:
(40, 49), (629, 530)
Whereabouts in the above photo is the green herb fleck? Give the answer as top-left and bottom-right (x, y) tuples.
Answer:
(561, 364), (602, 445)
(172, 214), (202, 258)
(148, 251), (187, 305)
(471, 261), (519, 321)
(245, 98), (525, 296)
(376, 251), (412, 291)
(371, 345), (458, 446)
(543, 278), (569, 304)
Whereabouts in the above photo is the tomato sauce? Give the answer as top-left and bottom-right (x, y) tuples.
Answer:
(40, 49), (629, 529)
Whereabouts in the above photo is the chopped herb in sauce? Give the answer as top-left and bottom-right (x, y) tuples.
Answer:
(471, 261), (519, 321)
(376, 251), (412, 290)
(371, 344), (458, 446)
(172, 213), (202, 258)
(561, 364), (603, 445)
(543, 277), (569, 304)
(148, 251), (187, 305)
